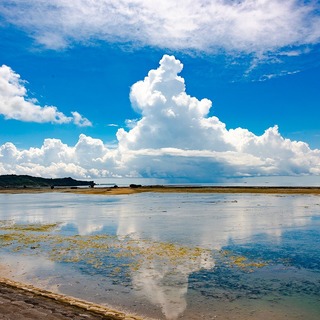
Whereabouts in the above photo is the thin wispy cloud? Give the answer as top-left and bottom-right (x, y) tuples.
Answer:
(1, 55), (319, 180)
(106, 124), (119, 127)
(0, 65), (92, 126)
(0, 0), (319, 56)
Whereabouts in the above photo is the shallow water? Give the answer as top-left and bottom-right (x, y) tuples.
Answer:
(0, 192), (319, 319)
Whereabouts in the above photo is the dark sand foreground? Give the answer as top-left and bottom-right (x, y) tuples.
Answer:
(0, 278), (143, 320)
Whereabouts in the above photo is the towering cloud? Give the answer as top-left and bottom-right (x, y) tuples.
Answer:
(0, 65), (91, 126)
(115, 55), (320, 179)
(118, 55), (219, 150)
(0, 55), (319, 181)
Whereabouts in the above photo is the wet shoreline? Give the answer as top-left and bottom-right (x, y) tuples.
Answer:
(0, 277), (144, 320)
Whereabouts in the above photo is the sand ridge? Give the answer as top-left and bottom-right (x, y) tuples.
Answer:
(1, 185), (320, 195)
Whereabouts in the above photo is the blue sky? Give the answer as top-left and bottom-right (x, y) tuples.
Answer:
(0, 1), (319, 182)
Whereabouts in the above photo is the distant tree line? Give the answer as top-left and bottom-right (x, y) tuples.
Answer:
(0, 175), (95, 188)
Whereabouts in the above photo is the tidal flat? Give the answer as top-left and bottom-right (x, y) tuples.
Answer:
(0, 191), (319, 319)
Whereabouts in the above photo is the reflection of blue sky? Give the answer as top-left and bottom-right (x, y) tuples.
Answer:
(0, 193), (320, 319)
(224, 227), (320, 270)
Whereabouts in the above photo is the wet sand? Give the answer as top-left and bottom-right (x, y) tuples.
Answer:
(0, 278), (143, 320)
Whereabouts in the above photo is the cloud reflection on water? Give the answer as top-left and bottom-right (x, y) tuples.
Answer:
(0, 193), (320, 319)
(114, 193), (319, 319)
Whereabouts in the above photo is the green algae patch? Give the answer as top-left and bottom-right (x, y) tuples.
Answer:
(0, 221), (213, 280)
(0, 221), (271, 278)
(0, 222), (61, 232)
(0, 233), (16, 245)
(219, 249), (268, 271)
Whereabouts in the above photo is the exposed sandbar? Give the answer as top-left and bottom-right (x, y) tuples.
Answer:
(1, 186), (320, 195)
(69, 186), (320, 195)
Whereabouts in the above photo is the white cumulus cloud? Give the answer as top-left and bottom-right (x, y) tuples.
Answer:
(114, 55), (320, 179)
(0, 0), (319, 55)
(0, 55), (319, 181)
(0, 134), (115, 178)
(0, 65), (92, 126)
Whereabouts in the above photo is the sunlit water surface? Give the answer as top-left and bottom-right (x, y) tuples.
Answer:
(0, 192), (319, 319)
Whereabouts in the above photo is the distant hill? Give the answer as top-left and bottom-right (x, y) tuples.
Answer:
(0, 175), (94, 188)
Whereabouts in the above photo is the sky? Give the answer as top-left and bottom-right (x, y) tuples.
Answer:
(0, 0), (320, 183)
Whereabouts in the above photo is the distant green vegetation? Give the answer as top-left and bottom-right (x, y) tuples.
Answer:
(0, 174), (94, 188)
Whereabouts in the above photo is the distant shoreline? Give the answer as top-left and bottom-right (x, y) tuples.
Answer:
(0, 174), (94, 189)
(1, 185), (320, 195)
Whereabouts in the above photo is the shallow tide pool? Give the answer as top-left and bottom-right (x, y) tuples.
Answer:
(0, 192), (319, 319)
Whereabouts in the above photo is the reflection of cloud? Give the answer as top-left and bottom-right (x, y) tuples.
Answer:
(117, 194), (318, 248)
(116, 201), (214, 319)
(194, 195), (317, 250)
(131, 250), (214, 320)
(0, 254), (58, 291)
(115, 193), (319, 319)
(1, 192), (320, 319)
(62, 222), (104, 235)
